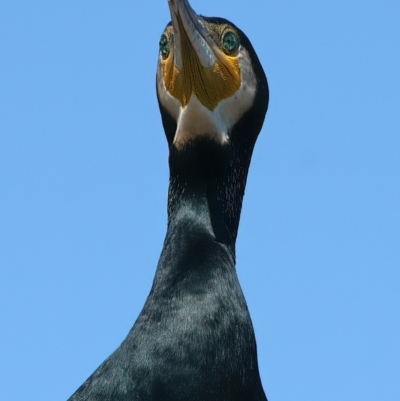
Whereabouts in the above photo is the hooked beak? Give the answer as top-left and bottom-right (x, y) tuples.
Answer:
(168, 0), (217, 70)
(163, 0), (241, 111)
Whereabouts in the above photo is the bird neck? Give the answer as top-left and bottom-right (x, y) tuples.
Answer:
(150, 138), (251, 294)
(166, 138), (252, 248)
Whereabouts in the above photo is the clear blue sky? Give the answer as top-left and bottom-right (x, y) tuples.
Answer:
(1, 1), (399, 400)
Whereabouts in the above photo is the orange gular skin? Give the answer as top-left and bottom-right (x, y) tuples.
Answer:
(161, 18), (241, 112)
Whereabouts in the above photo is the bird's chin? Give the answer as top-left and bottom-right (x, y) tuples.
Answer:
(156, 47), (258, 148)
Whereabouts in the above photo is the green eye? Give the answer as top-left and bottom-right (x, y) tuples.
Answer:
(222, 31), (239, 54)
(159, 34), (170, 59)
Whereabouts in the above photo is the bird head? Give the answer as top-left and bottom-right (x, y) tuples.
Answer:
(156, 0), (269, 148)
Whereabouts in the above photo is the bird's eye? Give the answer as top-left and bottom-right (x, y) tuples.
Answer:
(222, 31), (239, 55)
(159, 34), (170, 59)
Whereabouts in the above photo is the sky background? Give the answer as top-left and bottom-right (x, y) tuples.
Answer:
(1, 0), (399, 400)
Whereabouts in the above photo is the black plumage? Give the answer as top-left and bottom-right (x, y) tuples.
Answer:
(68, 3), (269, 401)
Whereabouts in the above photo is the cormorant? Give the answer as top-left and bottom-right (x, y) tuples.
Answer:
(68, 0), (269, 399)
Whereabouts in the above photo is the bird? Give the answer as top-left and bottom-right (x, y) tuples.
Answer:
(67, 0), (269, 399)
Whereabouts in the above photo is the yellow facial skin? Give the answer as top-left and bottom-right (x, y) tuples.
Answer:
(160, 20), (242, 111)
